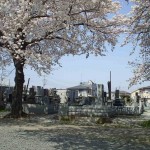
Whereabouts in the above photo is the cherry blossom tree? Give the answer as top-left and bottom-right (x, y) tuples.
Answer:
(125, 0), (150, 86)
(0, 0), (125, 117)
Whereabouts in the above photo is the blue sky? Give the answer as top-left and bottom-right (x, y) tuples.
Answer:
(2, 0), (150, 92)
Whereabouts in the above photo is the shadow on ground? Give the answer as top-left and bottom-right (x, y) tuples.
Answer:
(17, 125), (150, 150)
(0, 113), (150, 150)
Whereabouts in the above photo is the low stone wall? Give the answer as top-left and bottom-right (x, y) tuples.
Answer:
(112, 106), (141, 115)
(23, 104), (142, 116)
(59, 104), (114, 117)
(59, 104), (142, 117)
(23, 104), (58, 115)
(69, 105), (113, 117)
(58, 103), (69, 116)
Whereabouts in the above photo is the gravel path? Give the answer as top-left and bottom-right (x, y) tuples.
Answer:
(0, 114), (150, 150)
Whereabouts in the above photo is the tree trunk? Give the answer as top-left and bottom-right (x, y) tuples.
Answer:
(11, 59), (25, 118)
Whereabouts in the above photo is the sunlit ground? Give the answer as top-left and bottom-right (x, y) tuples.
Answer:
(0, 112), (150, 150)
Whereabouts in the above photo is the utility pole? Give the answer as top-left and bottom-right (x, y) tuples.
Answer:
(43, 75), (46, 88)
(108, 71), (111, 100)
(109, 71), (111, 100)
(9, 79), (10, 89)
(80, 73), (82, 83)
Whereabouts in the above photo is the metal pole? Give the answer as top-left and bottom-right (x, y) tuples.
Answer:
(110, 71), (111, 100)
(26, 78), (30, 94)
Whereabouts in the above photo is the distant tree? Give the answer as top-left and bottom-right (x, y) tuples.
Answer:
(0, 0), (125, 118)
(125, 0), (150, 86)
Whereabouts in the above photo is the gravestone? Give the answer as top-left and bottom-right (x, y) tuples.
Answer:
(96, 84), (104, 105)
(27, 88), (36, 104)
(115, 90), (119, 99)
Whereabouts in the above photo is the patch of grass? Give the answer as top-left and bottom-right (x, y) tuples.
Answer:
(0, 108), (6, 112)
(60, 115), (76, 121)
(60, 116), (71, 122)
(140, 120), (150, 128)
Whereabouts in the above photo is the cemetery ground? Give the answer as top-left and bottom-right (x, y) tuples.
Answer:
(0, 111), (150, 150)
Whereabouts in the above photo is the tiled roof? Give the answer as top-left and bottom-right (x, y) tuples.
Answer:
(139, 86), (150, 90)
(67, 84), (90, 90)
(111, 91), (130, 94)
(131, 86), (150, 93)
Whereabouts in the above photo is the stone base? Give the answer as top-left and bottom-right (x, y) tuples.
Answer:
(23, 104), (58, 115)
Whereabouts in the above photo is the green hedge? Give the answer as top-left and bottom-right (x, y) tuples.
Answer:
(140, 120), (150, 128)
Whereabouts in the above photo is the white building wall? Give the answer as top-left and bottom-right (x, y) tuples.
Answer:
(88, 80), (97, 97)
(111, 93), (115, 100)
(141, 89), (150, 99)
(131, 90), (139, 100)
(56, 89), (68, 104)
(131, 88), (150, 105)
(78, 90), (88, 97)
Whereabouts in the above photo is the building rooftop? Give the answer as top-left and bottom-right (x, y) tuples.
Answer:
(112, 91), (130, 95)
(139, 86), (150, 90)
(67, 83), (91, 90)
(131, 86), (150, 93)
(67, 81), (95, 90)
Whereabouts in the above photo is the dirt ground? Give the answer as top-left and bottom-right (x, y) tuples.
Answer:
(0, 112), (150, 150)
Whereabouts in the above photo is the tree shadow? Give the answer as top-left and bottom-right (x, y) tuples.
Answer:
(0, 114), (59, 127)
(0, 113), (150, 150)
(17, 126), (150, 150)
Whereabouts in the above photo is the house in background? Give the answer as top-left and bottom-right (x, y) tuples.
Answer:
(67, 80), (97, 103)
(131, 86), (150, 106)
(111, 90), (131, 100)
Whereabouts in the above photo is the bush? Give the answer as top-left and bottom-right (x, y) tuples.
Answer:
(60, 115), (75, 122)
(0, 109), (5, 112)
(140, 120), (150, 128)
(0, 102), (5, 111)
(96, 117), (112, 124)
(60, 116), (70, 122)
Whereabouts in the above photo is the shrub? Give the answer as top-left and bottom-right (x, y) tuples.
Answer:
(60, 115), (76, 122)
(140, 120), (150, 128)
(96, 117), (112, 124)
(0, 108), (5, 112)
(60, 116), (70, 122)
